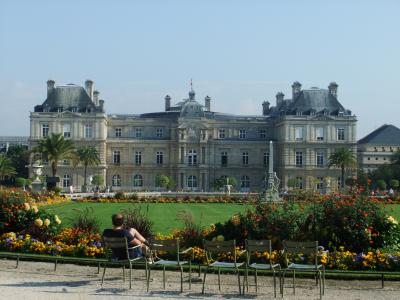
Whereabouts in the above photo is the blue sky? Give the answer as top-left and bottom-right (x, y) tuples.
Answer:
(0, 0), (399, 138)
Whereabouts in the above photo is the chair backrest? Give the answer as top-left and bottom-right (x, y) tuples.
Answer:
(203, 239), (237, 264)
(283, 240), (319, 265)
(245, 239), (273, 264)
(149, 239), (180, 261)
(103, 236), (129, 260)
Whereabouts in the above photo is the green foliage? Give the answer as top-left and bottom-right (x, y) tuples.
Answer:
(211, 176), (237, 191)
(33, 133), (76, 177)
(91, 175), (104, 187)
(114, 191), (126, 199)
(0, 154), (16, 181)
(14, 177), (26, 188)
(175, 209), (204, 247)
(155, 174), (173, 190)
(328, 148), (357, 188)
(389, 179), (399, 189)
(121, 206), (154, 239)
(376, 179), (387, 190)
(5, 145), (29, 178)
(75, 145), (101, 190)
(70, 207), (100, 233)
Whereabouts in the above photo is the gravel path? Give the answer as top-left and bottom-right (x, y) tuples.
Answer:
(0, 259), (399, 300)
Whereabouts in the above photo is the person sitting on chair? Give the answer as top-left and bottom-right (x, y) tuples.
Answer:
(103, 213), (149, 260)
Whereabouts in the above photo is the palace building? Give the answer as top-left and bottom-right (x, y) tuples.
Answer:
(29, 80), (357, 192)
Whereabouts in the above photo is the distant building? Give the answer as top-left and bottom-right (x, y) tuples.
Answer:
(29, 79), (357, 192)
(0, 136), (29, 153)
(357, 124), (400, 173)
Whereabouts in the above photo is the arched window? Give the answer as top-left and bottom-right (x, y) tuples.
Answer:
(188, 149), (197, 166)
(62, 174), (71, 188)
(240, 175), (250, 188)
(187, 175), (197, 188)
(133, 174), (143, 187)
(112, 174), (121, 187)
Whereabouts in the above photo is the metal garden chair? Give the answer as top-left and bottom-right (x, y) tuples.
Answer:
(244, 239), (281, 297)
(101, 236), (148, 289)
(281, 240), (325, 299)
(146, 239), (193, 293)
(202, 239), (245, 295)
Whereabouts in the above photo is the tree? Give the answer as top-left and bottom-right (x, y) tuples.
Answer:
(75, 145), (101, 192)
(5, 145), (29, 178)
(211, 176), (237, 191)
(328, 148), (357, 189)
(389, 179), (399, 189)
(33, 133), (76, 177)
(0, 154), (16, 181)
(376, 179), (387, 190)
(155, 175), (175, 190)
(391, 149), (400, 166)
(91, 175), (104, 187)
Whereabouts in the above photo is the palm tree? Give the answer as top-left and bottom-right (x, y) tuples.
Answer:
(0, 154), (16, 181)
(328, 148), (357, 189)
(75, 145), (101, 192)
(33, 133), (76, 177)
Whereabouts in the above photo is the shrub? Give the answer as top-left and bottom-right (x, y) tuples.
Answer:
(70, 207), (100, 233)
(389, 179), (399, 189)
(376, 179), (387, 190)
(114, 191), (126, 199)
(175, 209), (205, 247)
(14, 177), (26, 188)
(121, 206), (154, 239)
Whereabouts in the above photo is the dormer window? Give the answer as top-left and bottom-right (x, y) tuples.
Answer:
(296, 110), (302, 116)
(43, 105), (50, 112)
(71, 107), (77, 112)
(57, 106), (63, 113)
(310, 110), (316, 116)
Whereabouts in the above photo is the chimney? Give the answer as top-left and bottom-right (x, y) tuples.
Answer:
(205, 95), (211, 112)
(47, 79), (55, 97)
(276, 92), (284, 106)
(262, 101), (270, 115)
(93, 90), (100, 106)
(85, 79), (94, 100)
(165, 95), (171, 111)
(291, 81), (302, 99)
(328, 82), (338, 98)
(99, 99), (104, 111)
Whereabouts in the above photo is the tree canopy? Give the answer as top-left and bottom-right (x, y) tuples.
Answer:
(328, 148), (357, 188)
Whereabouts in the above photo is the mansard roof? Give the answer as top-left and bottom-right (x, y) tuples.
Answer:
(358, 124), (400, 145)
(34, 84), (101, 113)
(269, 87), (351, 117)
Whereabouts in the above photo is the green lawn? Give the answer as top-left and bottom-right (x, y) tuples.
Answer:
(45, 202), (251, 234)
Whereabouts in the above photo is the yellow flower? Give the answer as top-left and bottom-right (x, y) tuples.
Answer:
(24, 203), (30, 210)
(216, 235), (225, 242)
(43, 219), (51, 226)
(55, 217), (61, 225)
(230, 214), (241, 226)
(388, 216), (398, 225)
(32, 205), (39, 213)
(34, 218), (43, 227)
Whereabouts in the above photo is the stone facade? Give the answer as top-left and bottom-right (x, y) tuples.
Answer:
(29, 80), (357, 192)
(357, 124), (400, 173)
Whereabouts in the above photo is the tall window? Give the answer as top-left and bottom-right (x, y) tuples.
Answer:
(263, 152), (270, 166)
(62, 174), (71, 188)
(337, 128), (345, 141)
(239, 129), (246, 139)
(242, 152), (249, 165)
(240, 175), (250, 188)
(112, 175), (121, 187)
(156, 151), (163, 165)
(316, 177), (324, 190)
(115, 128), (122, 138)
(188, 149), (197, 166)
(295, 151), (303, 167)
(187, 175), (197, 188)
(316, 127), (324, 141)
(42, 124), (49, 137)
(221, 151), (228, 166)
(259, 129), (266, 139)
(316, 151), (324, 167)
(133, 174), (143, 187)
(156, 128), (163, 138)
(63, 124), (71, 138)
(296, 177), (303, 189)
(180, 147), (184, 164)
(135, 151), (142, 165)
(295, 127), (303, 141)
(218, 129), (225, 139)
(113, 150), (121, 164)
(84, 124), (93, 138)
(135, 128), (142, 138)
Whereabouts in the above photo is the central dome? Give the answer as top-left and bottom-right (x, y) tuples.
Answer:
(180, 100), (204, 118)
